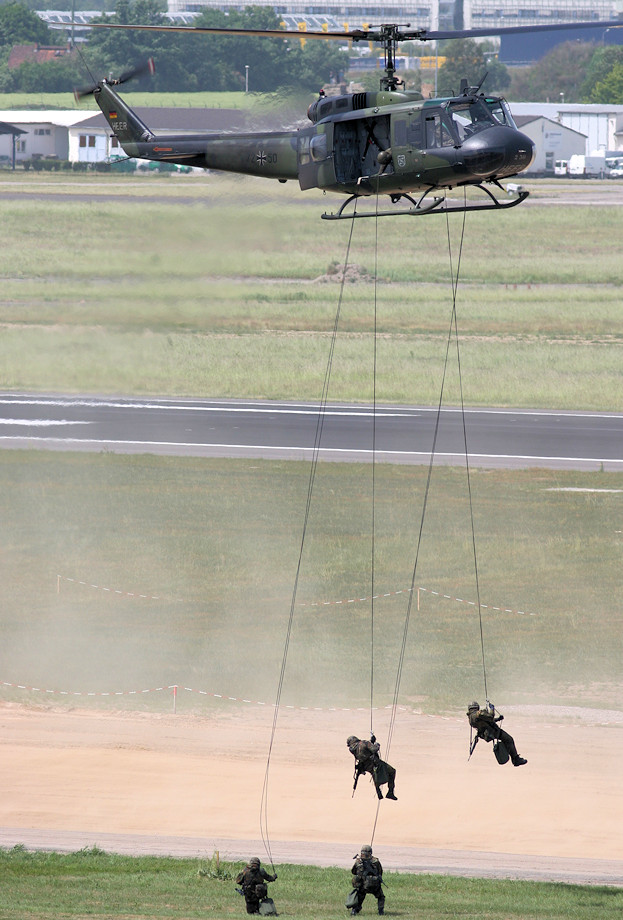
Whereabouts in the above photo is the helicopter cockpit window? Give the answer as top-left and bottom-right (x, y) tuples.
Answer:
(484, 98), (518, 129)
(425, 113), (455, 148)
(447, 99), (495, 142)
(310, 134), (328, 162)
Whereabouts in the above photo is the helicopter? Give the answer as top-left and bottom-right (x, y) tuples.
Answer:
(79, 18), (623, 218)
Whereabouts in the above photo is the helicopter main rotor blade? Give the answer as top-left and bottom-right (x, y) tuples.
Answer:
(422, 19), (623, 42)
(85, 22), (355, 41)
(85, 18), (623, 43)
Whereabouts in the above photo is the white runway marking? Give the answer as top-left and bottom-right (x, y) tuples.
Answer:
(0, 419), (91, 427)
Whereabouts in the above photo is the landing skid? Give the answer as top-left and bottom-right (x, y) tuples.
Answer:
(321, 183), (529, 220)
(322, 190), (443, 220)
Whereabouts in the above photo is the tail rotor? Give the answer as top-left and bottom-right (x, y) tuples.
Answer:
(74, 57), (155, 102)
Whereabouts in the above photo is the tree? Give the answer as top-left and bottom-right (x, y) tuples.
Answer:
(581, 45), (623, 103)
(85, 2), (349, 93)
(0, 1), (54, 47)
(586, 61), (623, 104)
(508, 41), (594, 102)
(8, 53), (83, 91)
(436, 38), (510, 97)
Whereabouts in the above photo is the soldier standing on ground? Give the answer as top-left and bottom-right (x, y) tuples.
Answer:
(347, 844), (385, 915)
(235, 857), (277, 915)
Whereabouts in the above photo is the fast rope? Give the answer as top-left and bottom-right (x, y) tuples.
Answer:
(259, 203), (360, 870)
(369, 194), (380, 736)
(371, 192), (488, 844)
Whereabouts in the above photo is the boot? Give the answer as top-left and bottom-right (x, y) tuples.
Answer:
(513, 757), (527, 766)
(385, 789), (397, 800)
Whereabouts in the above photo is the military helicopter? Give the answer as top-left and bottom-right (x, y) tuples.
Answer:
(79, 18), (622, 218)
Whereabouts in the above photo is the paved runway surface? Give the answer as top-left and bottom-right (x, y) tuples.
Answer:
(0, 394), (622, 470)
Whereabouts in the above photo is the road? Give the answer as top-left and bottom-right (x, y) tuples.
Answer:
(0, 394), (622, 470)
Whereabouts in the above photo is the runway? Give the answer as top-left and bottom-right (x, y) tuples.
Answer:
(0, 393), (622, 470)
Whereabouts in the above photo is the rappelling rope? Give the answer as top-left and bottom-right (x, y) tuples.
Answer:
(259, 203), (360, 871)
(447, 203), (488, 703)
(371, 192), (482, 843)
(370, 194), (380, 737)
(369, 196), (382, 836)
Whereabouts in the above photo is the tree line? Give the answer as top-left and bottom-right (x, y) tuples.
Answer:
(0, 0), (349, 93)
(0, 0), (622, 102)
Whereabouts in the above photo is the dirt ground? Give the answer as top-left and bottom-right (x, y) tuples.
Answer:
(2, 700), (623, 885)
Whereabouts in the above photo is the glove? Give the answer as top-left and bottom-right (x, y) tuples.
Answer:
(273, 874), (278, 880)
(370, 734), (376, 743)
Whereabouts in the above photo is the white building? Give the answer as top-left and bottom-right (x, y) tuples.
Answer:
(0, 107), (249, 165)
(0, 110), (113, 163)
(510, 102), (623, 154)
(514, 114), (586, 173)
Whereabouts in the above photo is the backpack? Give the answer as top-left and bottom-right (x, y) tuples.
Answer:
(259, 897), (278, 915)
(494, 740), (509, 764)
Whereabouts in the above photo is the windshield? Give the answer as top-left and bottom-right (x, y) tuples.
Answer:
(484, 98), (518, 128)
(445, 99), (497, 142)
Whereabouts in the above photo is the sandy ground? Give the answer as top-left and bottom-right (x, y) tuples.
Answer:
(2, 700), (623, 885)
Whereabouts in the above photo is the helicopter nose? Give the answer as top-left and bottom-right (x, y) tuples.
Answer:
(462, 126), (535, 179)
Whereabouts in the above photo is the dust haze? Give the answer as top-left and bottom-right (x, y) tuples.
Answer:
(1, 451), (623, 877)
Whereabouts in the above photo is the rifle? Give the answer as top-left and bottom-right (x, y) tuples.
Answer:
(468, 733), (479, 761)
(352, 764), (365, 797)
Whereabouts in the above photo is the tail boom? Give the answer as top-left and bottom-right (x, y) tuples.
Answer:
(94, 81), (298, 179)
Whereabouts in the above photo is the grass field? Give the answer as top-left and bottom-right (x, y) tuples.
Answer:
(0, 173), (622, 408)
(0, 174), (622, 714)
(1, 449), (621, 714)
(2, 847), (623, 920)
(0, 90), (288, 111)
(0, 171), (621, 914)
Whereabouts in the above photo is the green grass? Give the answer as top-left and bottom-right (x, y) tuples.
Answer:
(0, 174), (621, 408)
(1, 847), (622, 920)
(0, 90), (298, 111)
(1, 450), (622, 714)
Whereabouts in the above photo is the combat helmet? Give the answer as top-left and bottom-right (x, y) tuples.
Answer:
(467, 701), (479, 714)
(360, 844), (373, 857)
(347, 735), (360, 745)
(249, 857), (261, 868)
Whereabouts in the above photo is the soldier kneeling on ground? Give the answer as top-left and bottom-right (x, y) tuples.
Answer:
(346, 844), (385, 916)
(235, 857), (278, 915)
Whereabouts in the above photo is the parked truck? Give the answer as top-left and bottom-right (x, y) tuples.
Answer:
(567, 154), (607, 178)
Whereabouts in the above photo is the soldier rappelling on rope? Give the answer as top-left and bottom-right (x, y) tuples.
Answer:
(467, 701), (527, 766)
(347, 735), (397, 800)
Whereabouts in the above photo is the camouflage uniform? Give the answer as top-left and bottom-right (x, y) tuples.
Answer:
(467, 701), (527, 767)
(235, 858), (277, 914)
(349, 845), (385, 915)
(347, 735), (397, 800)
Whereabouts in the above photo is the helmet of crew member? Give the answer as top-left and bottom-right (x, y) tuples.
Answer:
(467, 701), (479, 713)
(249, 857), (261, 868)
(360, 845), (373, 857)
(347, 735), (360, 745)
